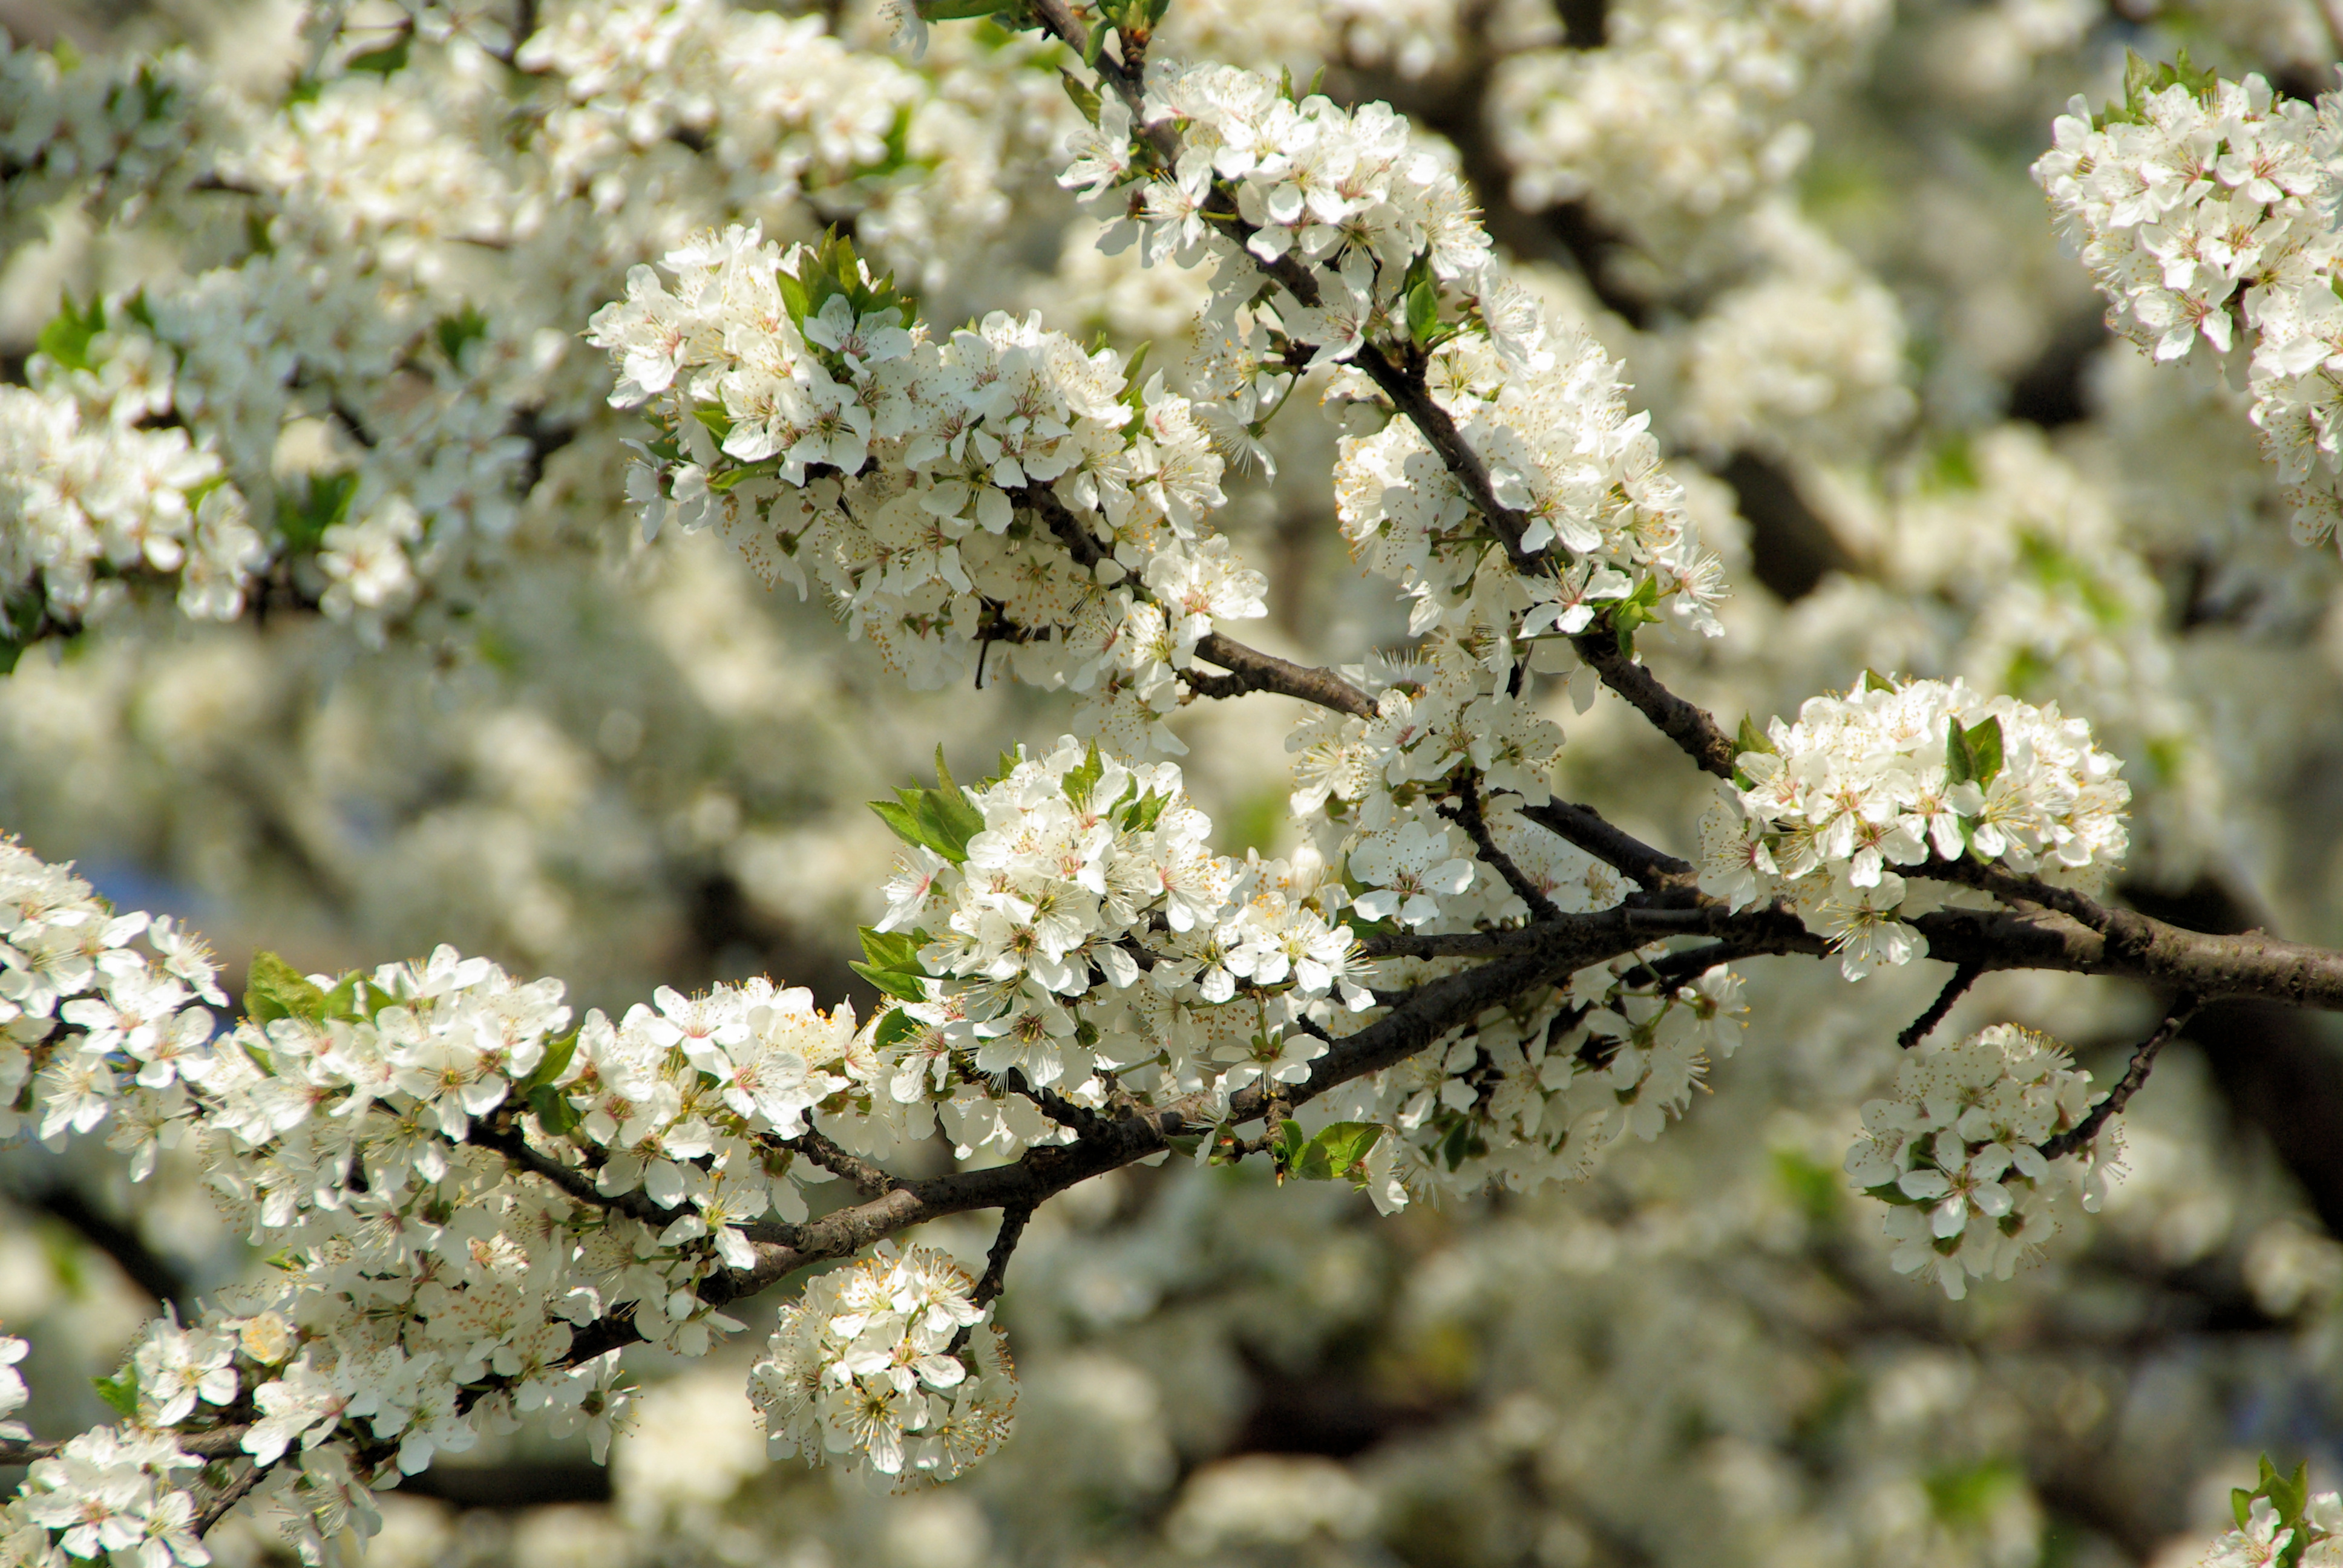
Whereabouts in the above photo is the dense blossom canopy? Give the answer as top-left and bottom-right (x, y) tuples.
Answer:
(7, 1), (2343, 1567)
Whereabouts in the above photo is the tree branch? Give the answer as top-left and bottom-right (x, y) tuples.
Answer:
(2040, 996), (2200, 1161)
(1014, 480), (1377, 719)
(1897, 962), (1982, 1049)
(1519, 799), (1694, 891)
(1443, 774), (1561, 922)
(1569, 636), (1738, 778)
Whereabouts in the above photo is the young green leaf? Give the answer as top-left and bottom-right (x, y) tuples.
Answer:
(244, 952), (327, 1025)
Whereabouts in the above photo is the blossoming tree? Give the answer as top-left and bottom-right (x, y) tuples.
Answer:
(10, 0), (2343, 1564)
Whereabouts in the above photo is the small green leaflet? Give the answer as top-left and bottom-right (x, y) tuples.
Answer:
(1944, 714), (2004, 789)
(870, 746), (988, 864)
(36, 293), (107, 374)
(279, 471), (359, 554)
(779, 229), (920, 337)
(92, 1367), (140, 1420)
(1118, 788), (1172, 834)
(851, 927), (931, 1002)
(873, 1008), (920, 1052)
(435, 304), (490, 365)
(1062, 740), (1106, 808)
(1605, 576), (1664, 657)
(318, 970), (395, 1024)
(528, 1083), (581, 1137)
(2232, 1454), (2321, 1567)
(244, 952), (327, 1025)
(1274, 1120), (1384, 1186)
(1732, 714), (1777, 788)
(2095, 47), (2218, 129)
(515, 1030), (579, 1097)
(1060, 69), (1102, 125)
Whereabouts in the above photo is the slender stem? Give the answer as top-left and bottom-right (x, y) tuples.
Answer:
(974, 1204), (1032, 1308)
(1443, 774), (1562, 922)
(787, 1126), (903, 1199)
(1569, 636), (1738, 779)
(1519, 800), (1694, 891)
(1897, 963), (1982, 1049)
(2040, 996), (2200, 1161)
(195, 1458), (275, 1537)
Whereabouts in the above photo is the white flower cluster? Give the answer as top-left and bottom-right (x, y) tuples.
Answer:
(7, 1426), (210, 1568)
(0, 383), (266, 641)
(2031, 65), (2343, 550)
(1489, 0), (1889, 239)
(589, 227), (1263, 745)
(0, 38), (209, 256)
(1, 837), (226, 1163)
(1844, 1024), (2113, 1299)
(2198, 1491), (2343, 1567)
(1333, 325), (1722, 642)
(873, 737), (1372, 1157)
(0, 2), (1067, 652)
(0, 832), (1018, 1546)
(1699, 677), (2131, 978)
(1308, 959), (1749, 1210)
(1060, 59), (1727, 643)
(747, 1243), (1015, 1485)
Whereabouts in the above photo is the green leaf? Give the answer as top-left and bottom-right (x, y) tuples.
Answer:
(320, 973), (363, 1022)
(874, 1008), (919, 1052)
(868, 750), (986, 864)
(1963, 716), (2003, 788)
(1063, 740), (1106, 808)
(527, 1083), (580, 1137)
(1298, 1122), (1383, 1184)
(92, 1368), (140, 1419)
(245, 952), (327, 1025)
(36, 292), (106, 374)
(2235, 1486), (2258, 1531)
(852, 927), (930, 1001)
(346, 33), (410, 76)
(1406, 278), (1440, 347)
(279, 471), (359, 554)
(516, 1029), (578, 1096)
(1735, 714), (1775, 759)
(435, 304), (490, 365)
(1118, 788), (1171, 834)
(1944, 716), (2002, 788)
(1060, 68), (1101, 125)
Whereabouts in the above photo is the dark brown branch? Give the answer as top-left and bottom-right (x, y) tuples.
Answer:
(1190, 633), (1378, 719)
(974, 1203), (1032, 1308)
(1014, 481), (1376, 719)
(1912, 855), (2119, 934)
(1443, 775), (1561, 922)
(1519, 800), (1694, 891)
(1570, 636), (1738, 778)
(465, 1117), (680, 1230)
(786, 1126), (904, 1200)
(195, 1458), (274, 1537)
(1897, 963), (1982, 1049)
(2040, 996), (2200, 1161)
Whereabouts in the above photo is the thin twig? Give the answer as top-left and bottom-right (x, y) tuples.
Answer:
(1519, 800), (1695, 891)
(2040, 996), (2200, 1161)
(467, 1117), (678, 1227)
(195, 1459), (275, 1537)
(1443, 774), (1562, 922)
(973, 1204), (1033, 1308)
(1897, 963), (1982, 1049)
(786, 1126), (903, 1199)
